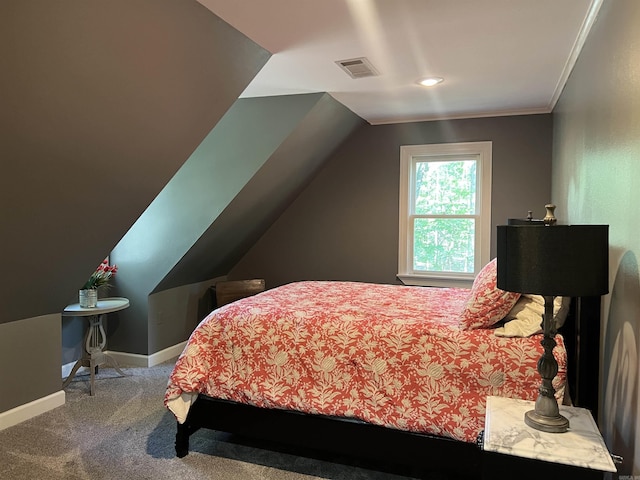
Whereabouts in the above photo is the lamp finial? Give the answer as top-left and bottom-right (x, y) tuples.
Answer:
(543, 204), (557, 225)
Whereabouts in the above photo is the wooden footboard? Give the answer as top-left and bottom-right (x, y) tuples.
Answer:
(175, 395), (483, 476)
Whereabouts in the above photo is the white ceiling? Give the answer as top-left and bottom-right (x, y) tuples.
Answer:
(198, 0), (601, 125)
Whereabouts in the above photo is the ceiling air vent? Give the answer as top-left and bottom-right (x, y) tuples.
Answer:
(335, 57), (379, 79)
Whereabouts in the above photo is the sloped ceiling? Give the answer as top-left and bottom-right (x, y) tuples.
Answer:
(108, 93), (363, 354)
(0, 1), (270, 324)
(156, 94), (364, 292)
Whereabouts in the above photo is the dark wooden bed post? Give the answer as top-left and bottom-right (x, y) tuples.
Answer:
(175, 421), (191, 458)
(563, 295), (601, 419)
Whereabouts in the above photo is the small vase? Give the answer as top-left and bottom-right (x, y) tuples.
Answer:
(79, 289), (98, 308)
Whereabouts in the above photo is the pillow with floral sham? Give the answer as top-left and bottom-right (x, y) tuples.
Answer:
(459, 258), (521, 330)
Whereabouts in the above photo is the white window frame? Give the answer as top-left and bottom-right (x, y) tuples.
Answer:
(398, 141), (492, 288)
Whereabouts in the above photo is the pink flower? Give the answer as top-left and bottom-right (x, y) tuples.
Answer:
(81, 259), (118, 290)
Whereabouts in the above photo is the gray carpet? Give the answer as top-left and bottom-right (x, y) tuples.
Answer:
(0, 360), (429, 480)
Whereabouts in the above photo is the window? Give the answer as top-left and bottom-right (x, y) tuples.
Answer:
(398, 141), (492, 287)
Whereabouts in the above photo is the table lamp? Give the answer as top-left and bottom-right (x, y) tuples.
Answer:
(496, 223), (608, 433)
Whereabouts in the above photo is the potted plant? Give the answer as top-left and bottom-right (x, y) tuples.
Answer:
(79, 259), (118, 307)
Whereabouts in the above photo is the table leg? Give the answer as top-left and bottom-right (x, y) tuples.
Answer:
(103, 352), (127, 377)
(62, 359), (84, 389)
(63, 312), (126, 395)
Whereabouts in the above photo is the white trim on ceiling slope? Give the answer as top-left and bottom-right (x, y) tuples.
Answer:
(548, 0), (604, 111)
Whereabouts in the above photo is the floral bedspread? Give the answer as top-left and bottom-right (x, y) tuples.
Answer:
(165, 281), (566, 443)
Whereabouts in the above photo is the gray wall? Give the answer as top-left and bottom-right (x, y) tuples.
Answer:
(231, 114), (553, 286)
(1, 1), (268, 326)
(147, 279), (222, 353)
(0, 0), (268, 413)
(0, 315), (61, 412)
(552, 0), (640, 474)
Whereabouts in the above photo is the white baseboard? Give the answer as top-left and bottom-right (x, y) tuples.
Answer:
(147, 341), (187, 366)
(0, 391), (65, 432)
(105, 341), (186, 368)
(60, 341), (187, 377)
(4, 342), (186, 431)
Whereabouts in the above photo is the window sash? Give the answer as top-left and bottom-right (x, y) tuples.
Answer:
(398, 142), (492, 287)
(410, 216), (476, 274)
(411, 156), (478, 217)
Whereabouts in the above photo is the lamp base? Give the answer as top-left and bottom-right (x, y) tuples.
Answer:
(524, 409), (569, 433)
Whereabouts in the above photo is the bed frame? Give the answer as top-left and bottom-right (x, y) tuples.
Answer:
(173, 295), (602, 477)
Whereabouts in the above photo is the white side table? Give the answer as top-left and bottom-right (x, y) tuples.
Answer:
(483, 396), (616, 478)
(62, 297), (129, 395)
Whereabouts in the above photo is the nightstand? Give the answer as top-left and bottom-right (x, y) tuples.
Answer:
(482, 396), (616, 480)
(62, 297), (129, 396)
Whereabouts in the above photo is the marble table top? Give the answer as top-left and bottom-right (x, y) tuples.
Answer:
(483, 396), (616, 472)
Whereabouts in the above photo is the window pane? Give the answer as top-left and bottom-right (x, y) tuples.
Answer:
(413, 218), (475, 273)
(414, 160), (476, 215)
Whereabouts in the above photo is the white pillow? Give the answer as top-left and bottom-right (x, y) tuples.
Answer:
(494, 294), (570, 338)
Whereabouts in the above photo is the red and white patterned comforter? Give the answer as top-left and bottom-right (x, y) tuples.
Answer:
(165, 281), (566, 443)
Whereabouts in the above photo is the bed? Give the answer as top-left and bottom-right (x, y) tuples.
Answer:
(164, 261), (601, 477)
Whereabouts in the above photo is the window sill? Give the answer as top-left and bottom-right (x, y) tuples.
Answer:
(397, 274), (473, 289)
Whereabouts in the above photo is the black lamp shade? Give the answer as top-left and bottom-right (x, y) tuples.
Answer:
(497, 225), (609, 296)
